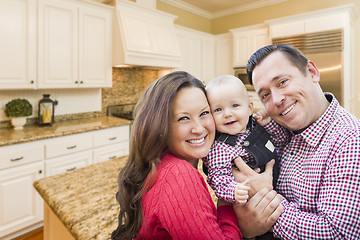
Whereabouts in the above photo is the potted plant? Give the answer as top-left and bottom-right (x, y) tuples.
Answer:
(4, 99), (33, 130)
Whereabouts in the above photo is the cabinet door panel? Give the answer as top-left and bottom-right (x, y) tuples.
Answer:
(0, 0), (36, 89)
(38, 0), (78, 88)
(79, 7), (112, 87)
(0, 162), (43, 238)
(233, 35), (248, 67)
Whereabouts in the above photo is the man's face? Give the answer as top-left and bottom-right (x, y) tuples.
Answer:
(252, 51), (321, 132)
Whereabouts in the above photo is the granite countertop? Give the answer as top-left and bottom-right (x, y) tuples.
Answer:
(34, 156), (127, 240)
(0, 116), (131, 146)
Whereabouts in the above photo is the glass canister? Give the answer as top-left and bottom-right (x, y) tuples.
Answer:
(38, 94), (55, 126)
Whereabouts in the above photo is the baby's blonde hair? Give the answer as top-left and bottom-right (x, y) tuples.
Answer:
(206, 75), (248, 96)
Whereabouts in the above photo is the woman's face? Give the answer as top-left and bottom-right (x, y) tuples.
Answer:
(167, 86), (215, 163)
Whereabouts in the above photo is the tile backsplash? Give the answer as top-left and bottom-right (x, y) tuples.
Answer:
(0, 67), (164, 128)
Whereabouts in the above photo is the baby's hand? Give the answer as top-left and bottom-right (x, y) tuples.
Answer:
(254, 109), (271, 126)
(234, 179), (250, 205)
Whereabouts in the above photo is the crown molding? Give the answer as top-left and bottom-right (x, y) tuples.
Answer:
(159, 0), (288, 19)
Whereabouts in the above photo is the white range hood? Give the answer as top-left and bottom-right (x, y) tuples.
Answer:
(113, 0), (182, 68)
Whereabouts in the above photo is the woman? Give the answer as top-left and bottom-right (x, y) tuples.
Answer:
(111, 71), (242, 240)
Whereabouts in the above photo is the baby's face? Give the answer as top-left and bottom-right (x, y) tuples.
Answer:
(207, 82), (253, 135)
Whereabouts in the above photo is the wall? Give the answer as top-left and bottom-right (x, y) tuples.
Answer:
(156, 0), (212, 33)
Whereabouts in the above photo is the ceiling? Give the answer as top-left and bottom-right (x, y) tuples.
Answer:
(159, 0), (288, 18)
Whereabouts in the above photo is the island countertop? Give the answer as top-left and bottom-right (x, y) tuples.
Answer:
(0, 116), (131, 146)
(33, 156), (127, 240)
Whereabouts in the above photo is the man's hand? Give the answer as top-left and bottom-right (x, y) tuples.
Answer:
(232, 157), (274, 198)
(233, 187), (284, 238)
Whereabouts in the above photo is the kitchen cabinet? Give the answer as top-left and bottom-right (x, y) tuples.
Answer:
(175, 25), (216, 84)
(93, 125), (130, 163)
(215, 33), (233, 76)
(0, 123), (129, 238)
(268, 12), (346, 39)
(0, 0), (36, 89)
(45, 151), (92, 177)
(93, 142), (129, 163)
(0, 142), (44, 239)
(37, 0), (112, 88)
(44, 132), (93, 160)
(231, 24), (269, 68)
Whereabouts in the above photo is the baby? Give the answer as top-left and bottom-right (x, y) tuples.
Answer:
(203, 75), (278, 204)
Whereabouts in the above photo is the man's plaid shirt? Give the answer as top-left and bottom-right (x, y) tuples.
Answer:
(268, 94), (360, 239)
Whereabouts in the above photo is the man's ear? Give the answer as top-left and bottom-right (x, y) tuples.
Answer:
(307, 60), (320, 83)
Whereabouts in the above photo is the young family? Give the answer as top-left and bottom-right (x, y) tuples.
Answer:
(111, 44), (360, 239)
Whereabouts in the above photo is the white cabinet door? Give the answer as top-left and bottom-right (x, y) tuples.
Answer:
(45, 150), (93, 177)
(215, 34), (233, 76)
(176, 29), (202, 80)
(0, 161), (44, 238)
(78, 6), (112, 88)
(175, 26), (216, 83)
(37, 0), (112, 89)
(38, 0), (78, 88)
(232, 25), (269, 67)
(93, 142), (129, 164)
(0, 0), (36, 89)
(269, 20), (305, 39)
(201, 37), (216, 84)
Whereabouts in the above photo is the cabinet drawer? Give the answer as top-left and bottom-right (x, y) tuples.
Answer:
(93, 142), (129, 164)
(0, 142), (44, 170)
(45, 150), (92, 177)
(45, 133), (92, 159)
(93, 126), (129, 147)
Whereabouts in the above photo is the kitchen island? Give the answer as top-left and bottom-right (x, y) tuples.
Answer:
(33, 156), (127, 240)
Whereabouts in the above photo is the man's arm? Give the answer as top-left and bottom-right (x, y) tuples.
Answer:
(232, 158), (284, 238)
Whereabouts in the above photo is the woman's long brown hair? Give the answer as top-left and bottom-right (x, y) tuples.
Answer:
(111, 71), (206, 240)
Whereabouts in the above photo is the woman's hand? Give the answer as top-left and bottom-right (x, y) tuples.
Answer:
(233, 187), (284, 238)
(232, 157), (274, 198)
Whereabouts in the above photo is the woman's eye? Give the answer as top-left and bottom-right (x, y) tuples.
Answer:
(178, 116), (189, 122)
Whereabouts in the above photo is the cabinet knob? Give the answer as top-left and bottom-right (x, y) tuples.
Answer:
(80, 81), (83, 84)
(75, 81), (78, 84)
(30, 80), (34, 84)
(39, 170), (43, 174)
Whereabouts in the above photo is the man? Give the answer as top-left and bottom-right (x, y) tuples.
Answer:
(233, 44), (360, 239)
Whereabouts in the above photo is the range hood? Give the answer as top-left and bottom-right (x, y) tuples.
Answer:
(113, 0), (182, 68)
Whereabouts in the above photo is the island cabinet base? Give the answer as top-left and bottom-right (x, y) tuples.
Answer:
(44, 203), (75, 240)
